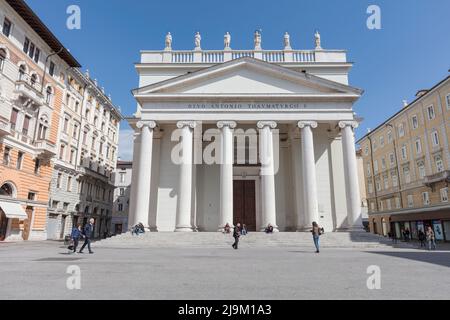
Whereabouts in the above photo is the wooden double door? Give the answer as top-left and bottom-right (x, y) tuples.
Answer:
(233, 180), (256, 231)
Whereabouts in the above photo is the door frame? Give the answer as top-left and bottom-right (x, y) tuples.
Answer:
(233, 167), (261, 231)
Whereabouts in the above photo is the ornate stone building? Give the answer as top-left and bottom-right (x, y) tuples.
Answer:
(127, 32), (364, 232)
(358, 74), (450, 241)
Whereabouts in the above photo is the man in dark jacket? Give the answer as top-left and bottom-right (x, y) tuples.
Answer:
(79, 218), (95, 254)
(70, 224), (83, 253)
(232, 223), (241, 250)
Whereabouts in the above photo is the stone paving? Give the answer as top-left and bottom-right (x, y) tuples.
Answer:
(0, 233), (449, 300)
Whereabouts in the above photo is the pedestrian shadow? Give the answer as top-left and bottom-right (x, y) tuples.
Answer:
(366, 251), (450, 268)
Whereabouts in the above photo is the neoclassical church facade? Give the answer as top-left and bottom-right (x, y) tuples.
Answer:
(128, 32), (363, 232)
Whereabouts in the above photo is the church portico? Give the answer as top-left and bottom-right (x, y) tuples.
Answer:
(129, 34), (363, 232)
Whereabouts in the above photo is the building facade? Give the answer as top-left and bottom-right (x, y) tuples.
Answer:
(47, 68), (122, 240)
(358, 75), (450, 241)
(111, 160), (132, 234)
(0, 0), (80, 241)
(128, 32), (364, 232)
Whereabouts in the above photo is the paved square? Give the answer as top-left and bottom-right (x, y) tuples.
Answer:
(0, 239), (449, 300)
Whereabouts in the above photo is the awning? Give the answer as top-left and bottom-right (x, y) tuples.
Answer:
(0, 201), (28, 219)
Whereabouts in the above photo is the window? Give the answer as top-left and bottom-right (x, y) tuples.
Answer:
(57, 173), (62, 188)
(379, 136), (384, 147)
(63, 202), (69, 211)
(51, 201), (59, 209)
(0, 48), (6, 70)
(418, 162), (426, 179)
(28, 42), (35, 60)
(16, 152), (24, 170)
(427, 105), (435, 120)
(75, 101), (79, 113)
(389, 153), (395, 166)
(386, 199), (392, 210)
(49, 61), (55, 76)
(403, 167), (411, 184)
(67, 176), (72, 192)
(120, 172), (126, 183)
(401, 145), (407, 160)
(381, 157), (386, 170)
(415, 138), (422, 154)
(73, 124), (78, 139)
(446, 94), (450, 109)
(431, 131), (439, 146)
(2, 18), (12, 37)
(18, 64), (25, 81)
(370, 202), (375, 211)
(34, 48), (40, 63)
(435, 156), (444, 172)
(23, 38), (30, 54)
(10, 108), (18, 130)
(387, 131), (393, 144)
(407, 195), (414, 208)
(441, 188), (449, 202)
(392, 174), (398, 187)
(83, 131), (88, 145)
(411, 115), (418, 129)
(364, 145), (369, 156)
(422, 192), (430, 205)
(372, 140), (377, 151)
(366, 163), (371, 176)
(119, 188), (125, 196)
(27, 192), (36, 201)
(3, 146), (11, 165)
(367, 180), (373, 194)
(34, 158), (40, 174)
(59, 144), (65, 160)
(379, 201), (384, 211)
(376, 179), (381, 192)
(374, 160), (378, 173)
(63, 117), (69, 133)
(46, 86), (53, 104)
(30, 74), (37, 87)
(383, 176), (389, 189)
(70, 149), (75, 164)
(118, 203), (123, 212)
(395, 197), (401, 209)
(94, 116), (98, 126)
(398, 123), (405, 137)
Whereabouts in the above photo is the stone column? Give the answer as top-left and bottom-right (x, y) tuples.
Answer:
(339, 121), (362, 229)
(298, 121), (319, 230)
(175, 121), (196, 232)
(257, 121), (278, 232)
(217, 121), (236, 231)
(130, 121), (156, 228)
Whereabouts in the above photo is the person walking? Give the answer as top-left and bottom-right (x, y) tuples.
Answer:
(418, 230), (426, 248)
(70, 224), (83, 254)
(426, 225), (436, 251)
(232, 223), (241, 250)
(311, 221), (323, 253)
(241, 224), (248, 236)
(79, 218), (95, 254)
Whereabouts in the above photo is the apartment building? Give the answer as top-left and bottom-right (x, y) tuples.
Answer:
(0, 0), (80, 240)
(111, 160), (132, 235)
(47, 68), (122, 240)
(358, 74), (450, 241)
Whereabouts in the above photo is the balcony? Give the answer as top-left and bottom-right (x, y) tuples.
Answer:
(14, 75), (44, 106)
(0, 117), (11, 137)
(424, 170), (450, 187)
(34, 139), (57, 158)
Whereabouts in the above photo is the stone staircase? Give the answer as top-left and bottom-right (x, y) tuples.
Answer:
(95, 231), (403, 249)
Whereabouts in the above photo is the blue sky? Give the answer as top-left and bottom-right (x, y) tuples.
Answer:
(26, 0), (450, 160)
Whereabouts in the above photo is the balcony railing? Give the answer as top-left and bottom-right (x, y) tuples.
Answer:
(140, 48), (346, 64)
(34, 139), (57, 158)
(0, 117), (11, 137)
(424, 170), (450, 186)
(14, 74), (44, 106)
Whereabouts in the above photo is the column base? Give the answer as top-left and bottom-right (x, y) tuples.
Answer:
(296, 227), (312, 232)
(175, 226), (193, 232)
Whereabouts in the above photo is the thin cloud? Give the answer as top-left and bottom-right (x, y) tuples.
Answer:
(118, 129), (134, 161)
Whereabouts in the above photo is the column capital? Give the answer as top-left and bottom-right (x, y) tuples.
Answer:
(136, 120), (157, 130)
(297, 121), (318, 129)
(338, 121), (359, 129)
(176, 121), (197, 129)
(217, 121), (237, 129)
(257, 121), (277, 129)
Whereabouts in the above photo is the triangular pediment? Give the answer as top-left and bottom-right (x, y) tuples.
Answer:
(133, 57), (362, 97)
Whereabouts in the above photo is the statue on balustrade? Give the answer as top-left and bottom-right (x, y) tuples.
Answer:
(165, 32), (172, 50)
(194, 32), (201, 50)
(284, 32), (291, 49)
(254, 30), (262, 49)
(224, 32), (231, 49)
(314, 30), (322, 49)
